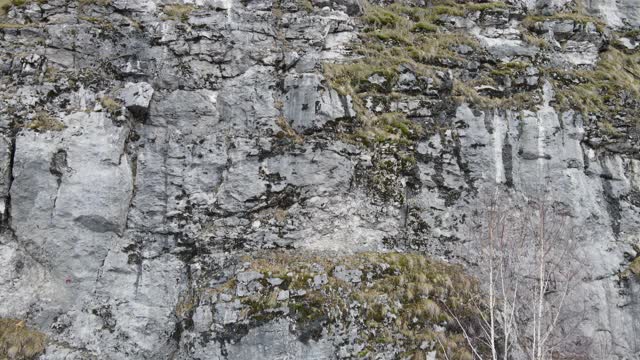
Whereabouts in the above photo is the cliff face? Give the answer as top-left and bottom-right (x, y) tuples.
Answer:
(1, 0), (640, 359)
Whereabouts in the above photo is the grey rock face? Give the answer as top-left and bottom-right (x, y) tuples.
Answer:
(118, 82), (154, 116)
(0, 135), (11, 220)
(284, 73), (354, 132)
(226, 319), (335, 360)
(1, 0), (640, 359)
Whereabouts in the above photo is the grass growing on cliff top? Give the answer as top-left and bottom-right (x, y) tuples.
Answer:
(554, 48), (640, 115)
(323, 0), (510, 137)
(184, 251), (487, 359)
(0, 319), (46, 360)
(322, 1), (514, 203)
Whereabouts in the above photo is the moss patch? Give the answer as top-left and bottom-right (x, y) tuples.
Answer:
(0, 318), (46, 360)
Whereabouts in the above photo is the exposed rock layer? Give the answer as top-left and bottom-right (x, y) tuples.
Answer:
(1, 0), (640, 359)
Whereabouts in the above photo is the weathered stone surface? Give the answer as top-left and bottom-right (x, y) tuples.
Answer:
(226, 319), (335, 360)
(1, 0), (640, 358)
(118, 82), (155, 116)
(0, 135), (11, 219)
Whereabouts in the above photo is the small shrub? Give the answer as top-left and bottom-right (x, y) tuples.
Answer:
(275, 116), (303, 144)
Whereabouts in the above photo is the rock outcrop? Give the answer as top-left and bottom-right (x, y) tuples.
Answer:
(1, 0), (640, 359)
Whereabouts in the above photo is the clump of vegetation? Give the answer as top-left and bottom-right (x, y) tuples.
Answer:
(0, 0), (12, 15)
(323, 1), (507, 118)
(0, 318), (47, 360)
(27, 112), (65, 132)
(553, 47), (640, 129)
(100, 96), (122, 115)
(350, 112), (422, 148)
(188, 251), (486, 358)
(163, 4), (194, 22)
(297, 0), (313, 13)
(490, 61), (529, 77)
(323, 1), (522, 202)
(522, 11), (606, 33)
(623, 257), (640, 280)
(275, 116), (304, 144)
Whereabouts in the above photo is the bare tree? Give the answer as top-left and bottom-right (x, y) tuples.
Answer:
(446, 191), (579, 360)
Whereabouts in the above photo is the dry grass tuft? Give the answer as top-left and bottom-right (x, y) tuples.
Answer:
(0, 318), (46, 360)
(27, 112), (65, 132)
(163, 4), (194, 22)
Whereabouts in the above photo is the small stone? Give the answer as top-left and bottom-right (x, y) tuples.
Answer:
(220, 293), (233, 302)
(268, 278), (284, 286)
(367, 73), (387, 86)
(118, 82), (154, 116)
(277, 290), (289, 301)
(313, 274), (328, 287)
(214, 303), (239, 325)
(236, 271), (264, 284)
(333, 266), (362, 283)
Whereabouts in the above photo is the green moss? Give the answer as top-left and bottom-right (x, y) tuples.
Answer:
(0, 318), (46, 360)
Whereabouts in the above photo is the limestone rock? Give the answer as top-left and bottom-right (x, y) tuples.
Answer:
(118, 82), (155, 116)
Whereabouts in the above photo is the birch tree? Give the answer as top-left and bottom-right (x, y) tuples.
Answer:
(448, 192), (578, 360)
